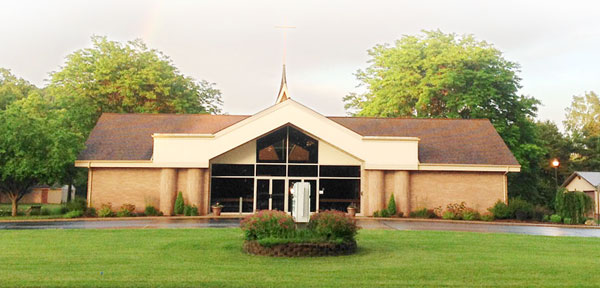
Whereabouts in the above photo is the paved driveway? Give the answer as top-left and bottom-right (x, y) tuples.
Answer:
(2, 218), (600, 237)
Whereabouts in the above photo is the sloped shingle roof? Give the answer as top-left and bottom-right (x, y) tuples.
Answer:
(565, 172), (600, 188)
(78, 113), (519, 166)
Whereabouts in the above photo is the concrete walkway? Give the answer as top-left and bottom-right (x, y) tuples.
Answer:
(2, 217), (600, 238)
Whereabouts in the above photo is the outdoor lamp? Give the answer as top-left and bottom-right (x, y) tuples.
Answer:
(551, 158), (560, 189)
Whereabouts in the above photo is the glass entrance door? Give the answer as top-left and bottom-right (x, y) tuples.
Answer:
(255, 179), (285, 211)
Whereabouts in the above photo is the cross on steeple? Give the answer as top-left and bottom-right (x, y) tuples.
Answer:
(275, 25), (295, 104)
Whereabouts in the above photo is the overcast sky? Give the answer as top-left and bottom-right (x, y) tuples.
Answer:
(1, 0), (599, 129)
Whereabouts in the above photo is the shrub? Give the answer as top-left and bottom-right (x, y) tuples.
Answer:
(116, 203), (136, 217)
(555, 188), (594, 224)
(373, 209), (390, 218)
(50, 206), (68, 215)
(462, 209), (480, 221)
(63, 210), (83, 218)
(98, 203), (114, 217)
(445, 202), (467, 218)
(40, 207), (50, 216)
(174, 192), (185, 215)
(488, 201), (511, 219)
(409, 208), (436, 219)
(144, 205), (160, 216)
(442, 211), (456, 220)
(29, 208), (41, 216)
(184, 205), (199, 216)
(65, 197), (87, 212)
(542, 215), (550, 222)
(308, 210), (358, 241)
(508, 198), (533, 220)
(240, 210), (295, 241)
(387, 194), (397, 216)
(480, 213), (494, 222)
(549, 214), (562, 223)
(532, 205), (552, 222)
(84, 207), (97, 217)
(563, 217), (573, 225)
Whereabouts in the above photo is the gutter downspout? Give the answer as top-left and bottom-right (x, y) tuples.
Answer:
(503, 169), (509, 204)
(87, 162), (93, 208)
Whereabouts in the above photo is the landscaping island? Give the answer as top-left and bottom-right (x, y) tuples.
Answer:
(240, 210), (358, 257)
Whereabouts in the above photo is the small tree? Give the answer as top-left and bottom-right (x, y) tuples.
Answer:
(174, 192), (185, 215)
(387, 194), (397, 216)
(554, 188), (594, 224)
(0, 93), (83, 216)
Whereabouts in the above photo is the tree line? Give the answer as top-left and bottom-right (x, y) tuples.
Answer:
(345, 30), (600, 206)
(0, 36), (222, 216)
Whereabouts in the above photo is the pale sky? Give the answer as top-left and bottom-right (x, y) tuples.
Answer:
(1, 0), (599, 129)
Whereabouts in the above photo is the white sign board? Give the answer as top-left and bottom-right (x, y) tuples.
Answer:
(292, 182), (311, 223)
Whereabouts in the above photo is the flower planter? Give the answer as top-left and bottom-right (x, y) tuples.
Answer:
(347, 207), (356, 217)
(243, 240), (357, 257)
(212, 206), (222, 216)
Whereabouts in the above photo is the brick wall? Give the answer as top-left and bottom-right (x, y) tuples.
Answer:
(91, 168), (162, 212)
(410, 171), (505, 213)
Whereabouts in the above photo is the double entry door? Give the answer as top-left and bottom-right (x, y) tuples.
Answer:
(256, 179), (285, 211)
(255, 178), (317, 213)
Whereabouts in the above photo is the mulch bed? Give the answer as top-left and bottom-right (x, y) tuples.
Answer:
(243, 240), (357, 257)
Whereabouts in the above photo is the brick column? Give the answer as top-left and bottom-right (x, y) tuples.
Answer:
(394, 171), (411, 215)
(202, 168), (210, 215)
(186, 168), (202, 209)
(366, 170), (385, 216)
(160, 168), (177, 215)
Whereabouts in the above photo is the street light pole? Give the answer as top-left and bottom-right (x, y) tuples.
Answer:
(551, 159), (560, 190)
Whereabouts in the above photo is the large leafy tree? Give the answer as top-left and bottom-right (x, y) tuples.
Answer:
(46, 36), (224, 200)
(0, 93), (83, 216)
(344, 30), (546, 203)
(565, 92), (600, 172)
(48, 36), (223, 135)
(0, 68), (37, 110)
(532, 121), (573, 204)
(564, 91), (600, 138)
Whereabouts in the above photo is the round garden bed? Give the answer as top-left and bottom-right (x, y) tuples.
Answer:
(243, 240), (357, 257)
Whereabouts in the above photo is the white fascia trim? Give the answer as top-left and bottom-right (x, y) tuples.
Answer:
(214, 100), (365, 140)
(418, 163), (521, 172)
(75, 160), (209, 168)
(152, 133), (215, 138)
(364, 164), (419, 170)
(362, 136), (420, 141)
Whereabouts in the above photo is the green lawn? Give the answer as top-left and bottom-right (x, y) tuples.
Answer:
(0, 203), (64, 220)
(1, 228), (599, 287)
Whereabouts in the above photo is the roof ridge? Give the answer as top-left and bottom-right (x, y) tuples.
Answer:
(101, 113), (251, 117)
(327, 116), (490, 121)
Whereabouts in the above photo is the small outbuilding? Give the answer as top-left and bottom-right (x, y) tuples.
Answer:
(562, 171), (600, 216)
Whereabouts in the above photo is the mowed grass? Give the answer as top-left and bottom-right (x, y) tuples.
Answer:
(1, 229), (600, 287)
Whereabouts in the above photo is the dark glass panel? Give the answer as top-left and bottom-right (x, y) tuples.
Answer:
(256, 179), (269, 210)
(306, 179), (317, 212)
(319, 165), (360, 178)
(256, 165), (286, 176)
(257, 127), (287, 163)
(288, 127), (318, 163)
(318, 179), (360, 212)
(272, 180), (285, 211)
(211, 164), (254, 176)
(210, 178), (254, 213)
(288, 165), (318, 177)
